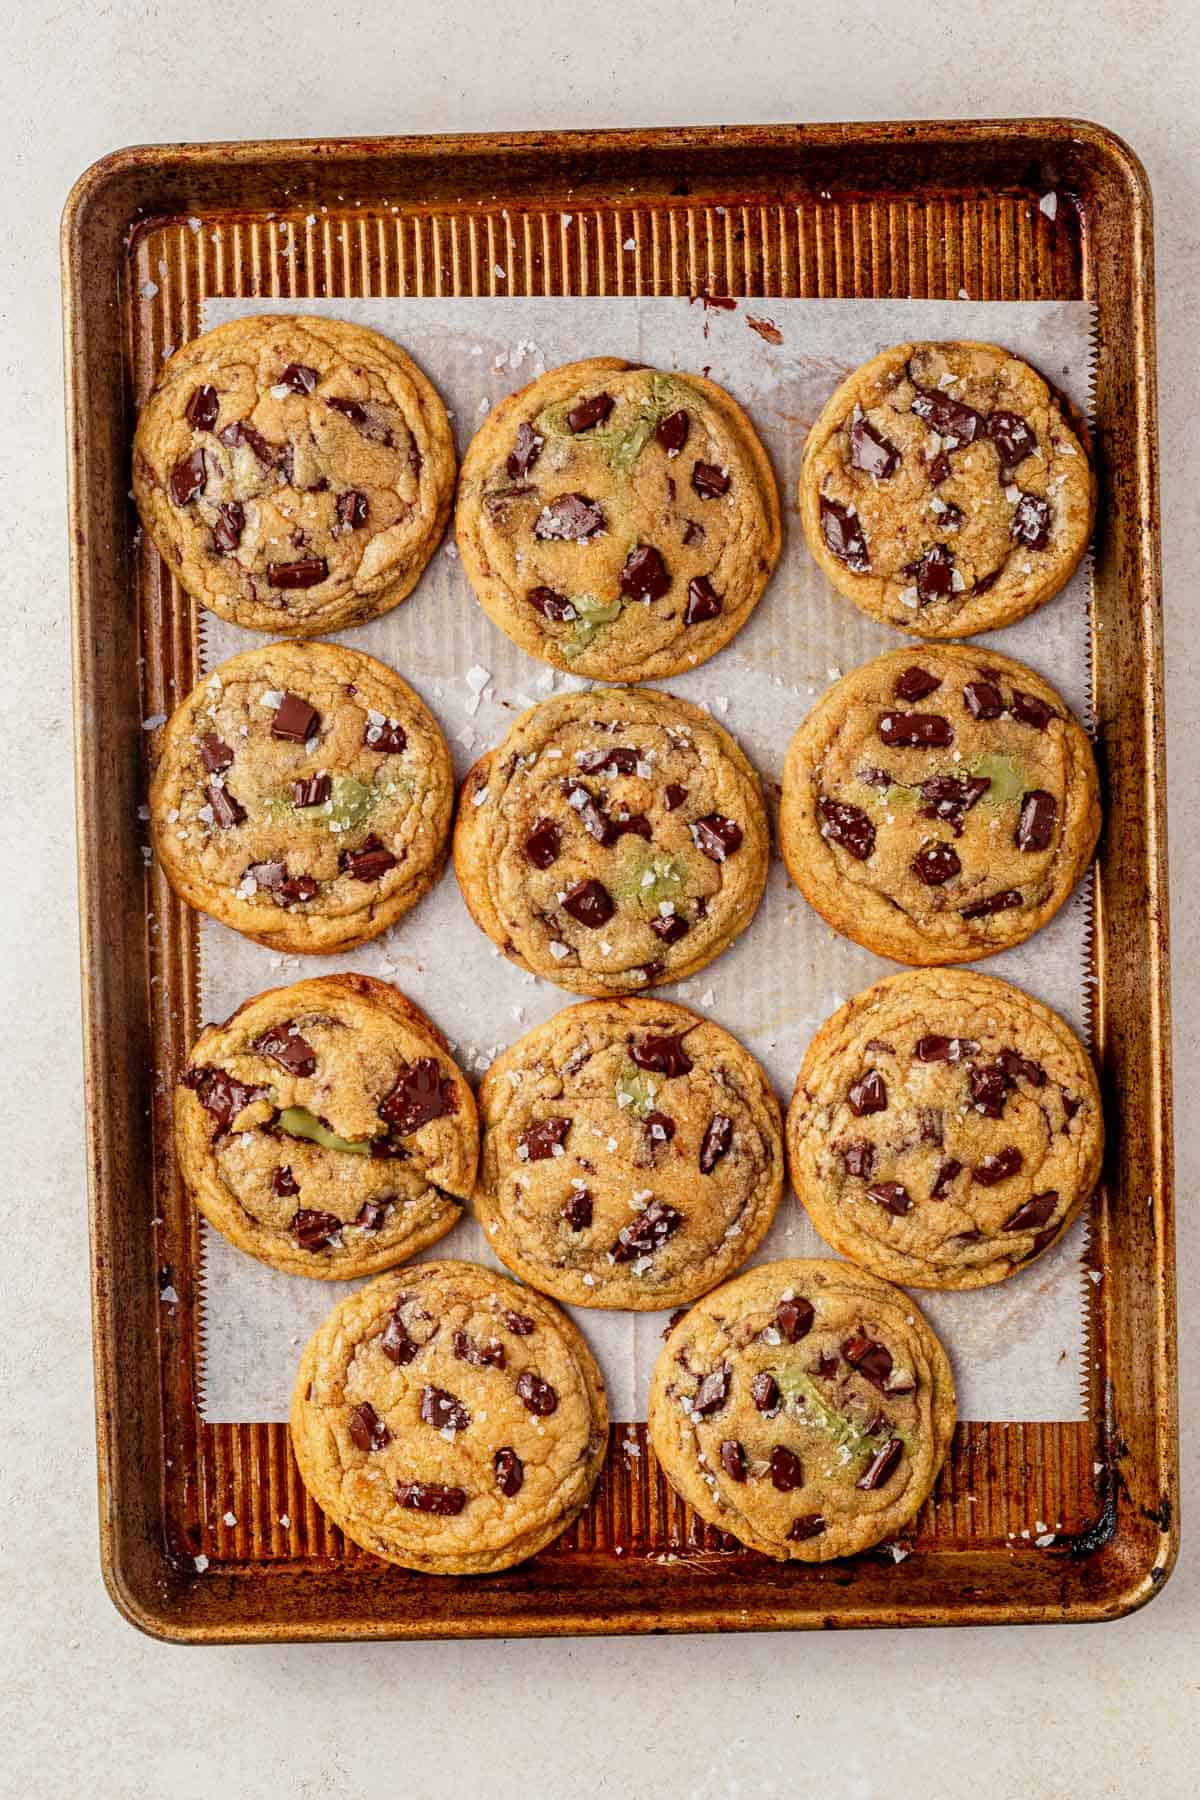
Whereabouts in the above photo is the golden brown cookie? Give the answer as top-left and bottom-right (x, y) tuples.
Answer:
(786, 971), (1103, 1289)
(473, 999), (784, 1310)
(799, 340), (1094, 637)
(133, 313), (454, 634)
(779, 645), (1100, 964)
(453, 687), (769, 995)
(175, 974), (476, 1279)
(648, 1260), (955, 1561)
(148, 641), (453, 953)
(290, 1260), (608, 1574)
(455, 357), (781, 680)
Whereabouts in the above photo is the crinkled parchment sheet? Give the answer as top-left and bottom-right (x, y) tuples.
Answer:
(190, 294), (1096, 1423)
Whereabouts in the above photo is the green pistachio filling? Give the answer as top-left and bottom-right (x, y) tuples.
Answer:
(563, 593), (625, 657)
(966, 751), (1026, 806)
(275, 1105), (372, 1156)
(775, 1364), (900, 1465)
(535, 374), (689, 476)
(615, 1060), (660, 1119)
(326, 775), (376, 831)
(611, 844), (691, 913)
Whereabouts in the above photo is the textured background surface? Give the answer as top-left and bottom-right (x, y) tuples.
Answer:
(3, 2), (1196, 1795)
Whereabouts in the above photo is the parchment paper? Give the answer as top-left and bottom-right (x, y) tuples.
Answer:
(192, 294), (1096, 1424)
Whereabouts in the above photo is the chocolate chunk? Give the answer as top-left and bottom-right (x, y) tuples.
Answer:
(354, 1199), (389, 1231)
(348, 1401), (390, 1452)
(186, 384), (219, 430)
(364, 716), (407, 753)
(817, 796), (875, 861)
(685, 576), (722, 625)
(916, 1034), (979, 1063)
(987, 409), (1037, 477)
(380, 1059), (456, 1135)
(909, 542), (956, 603)
(562, 1186), (593, 1230)
(681, 518), (705, 546)
(663, 783), (688, 812)
(963, 678), (1004, 720)
(199, 733), (233, 773)
(380, 1310), (420, 1365)
(847, 1071), (887, 1116)
(974, 1147), (1024, 1185)
(656, 409), (690, 456)
(631, 1034), (693, 1077)
(692, 461), (731, 499)
(528, 586), (577, 622)
(396, 1481), (466, 1515)
(271, 692), (320, 741)
(338, 837), (397, 882)
(1010, 689), (1054, 729)
(849, 414), (900, 479)
(912, 841), (962, 886)
(867, 1181), (912, 1216)
(325, 395), (369, 427)
(816, 1355), (840, 1380)
(523, 817), (561, 868)
(750, 1372), (780, 1414)
(451, 1330), (506, 1372)
(819, 495), (870, 572)
(856, 1437), (903, 1491)
(516, 1372), (558, 1416)
(243, 859), (285, 893)
(619, 544), (670, 602)
(650, 911), (690, 946)
(519, 1117), (570, 1161)
(220, 419), (277, 465)
(291, 774), (331, 808)
(961, 889), (1023, 920)
(611, 1200), (683, 1262)
(271, 1165), (299, 1197)
(940, 504), (965, 533)
(930, 1158), (963, 1199)
(181, 1066), (265, 1134)
(507, 421), (544, 480)
(567, 392), (614, 432)
(207, 782), (245, 830)
(910, 387), (983, 445)
(777, 1297), (815, 1342)
(420, 1385), (470, 1432)
(692, 1366), (731, 1417)
(337, 489), (369, 530)
(927, 450), (952, 486)
(494, 1448), (524, 1497)
(788, 1514), (827, 1542)
(213, 501), (245, 552)
(878, 712), (954, 749)
(504, 1311), (535, 1336)
(268, 556), (328, 590)
(996, 1048), (1046, 1087)
(770, 1446), (803, 1492)
(699, 1114), (733, 1174)
(920, 774), (990, 836)
(534, 493), (605, 541)
(1017, 789), (1057, 852)
(895, 667), (942, 702)
(843, 1333), (894, 1390)
(291, 1208), (343, 1252)
(720, 1440), (747, 1482)
(968, 1065), (1010, 1118)
(644, 1111), (677, 1148)
(1011, 492), (1051, 550)
(255, 1024), (317, 1077)
(276, 873), (319, 905)
(169, 449), (207, 507)
(1006, 1190), (1059, 1231)
(277, 362), (317, 395)
(692, 814), (742, 862)
(564, 782), (617, 847)
(563, 878), (615, 928)
(842, 1141), (875, 1180)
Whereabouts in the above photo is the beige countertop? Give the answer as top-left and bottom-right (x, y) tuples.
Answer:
(3, 2), (1195, 1794)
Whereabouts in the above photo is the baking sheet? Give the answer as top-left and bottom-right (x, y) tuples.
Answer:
(186, 294), (1096, 1424)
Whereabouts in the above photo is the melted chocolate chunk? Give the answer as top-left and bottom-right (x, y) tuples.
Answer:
(931, 1158), (963, 1199)
(291, 1209), (343, 1252)
(644, 1111), (677, 1149)
(692, 1366), (731, 1417)
(895, 666), (942, 702)
(255, 1024), (317, 1077)
(507, 421), (544, 480)
(1017, 789), (1058, 852)
(963, 678), (1004, 721)
(961, 888), (1023, 919)
(912, 841), (962, 886)
(213, 501), (245, 552)
(849, 414), (900, 479)
(420, 1385), (470, 1432)
(337, 489), (369, 530)
(719, 1439), (747, 1482)
(280, 362), (318, 394)
(699, 1113), (733, 1174)
(909, 542), (956, 603)
(662, 783), (688, 812)
(656, 409), (690, 456)
(685, 575), (722, 624)
(563, 878), (615, 928)
(516, 1372), (558, 1416)
(770, 1446), (803, 1492)
(338, 837), (397, 882)
(271, 692), (320, 742)
(534, 493), (605, 541)
(777, 1297), (815, 1342)
(199, 733), (233, 774)
(920, 774), (990, 836)
(494, 1448), (524, 1497)
(842, 1141), (875, 1180)
(819, 495), (870, 572)
(681, 517), (705, 546)
(1010, 690), (1054, 729)
(504, 1311), (535, 1336)
(916, 1034), (979, 1064)
(910, 386), (983, 445)
(363, 716), (407, 753)
(927, 450), (952, 487)
(451, 1330), (505, 1372)
(842, 1333), (894, 1390)
(169, 449), (207, 507)
(268, 556), (328, 590)
(692, 461), (731, 499)
(220, 419), (278, 465)
(1011, 492), (1051, 550)
(847, 1071), (887, 1117)
(291, 774), (331, 808)
(528, 585), (577, 622)
(186, 384), (219, 430)
(630, 1034), (693, 1077)
(968, 1065), (1010, 1118)
(271, 1165), (299, 1197)
(692, 814), (742, 862)
(611, 1201), (683, 1263)
(1006, 1190), (1060, 1232)
(567, 392), (614, 432)
(878, 712), (954, 749)
(276, 873), (319, 905)
(354, 1198), (389, 1231)
(562, 1186), (593, 1230)
(380, 1059), (455, 1134)
(996, 1048), (1047, 1087)
(619, 544), (670, 602)
(856, 1437), (903, 1491)
(750, 1372), (780, 1414)
(207, 782), (245, 830)
(650, 911), (690, 945)
(348, 1401), (390, 1452)
(867, 1181), (912, 1216)
(396, 1481), (466, 1515)
(523, 817), (561, 868)
(380, 1310), (420, 1365)
(788, 1514), (828, 1542)
(974, 1147), (1024, 1185)
(519, 1117), (571, 1161)
(817, 796), (875, 861)
(181, 1065), (265, 1134)
(987, 409), (1037, 477)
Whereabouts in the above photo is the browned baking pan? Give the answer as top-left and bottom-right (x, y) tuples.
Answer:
(62, 120), (1175, 1641)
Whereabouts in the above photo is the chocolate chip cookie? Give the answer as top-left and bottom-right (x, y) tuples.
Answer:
(799, 340), (1095, 637)
(473, 999), (784, 1310)
(133, 314), (455, 634)
(455, 358), (781, 681)
(290, 1260), (608, 1574)
(149, 641), (453, 953)
(786, 970), (1103, 1289)
(453, 688), (769, 994)
(648, 1260), (955, 1561)
(779, 645), (1100, 964)
(176, 974), (477, 1279)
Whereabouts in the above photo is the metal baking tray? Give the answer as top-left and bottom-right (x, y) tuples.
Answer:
(63, 120), (1175, 1640)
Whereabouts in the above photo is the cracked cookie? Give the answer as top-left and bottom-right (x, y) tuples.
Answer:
(290, 1260), (608, 1573)
(455, 357), (781, 680)
(779, 644), (1100, 964)
(453, 687), (769, 994)
(149, 640), (453, 953)
(786, 970), (1103, 1289)
(648, 1259), (955, 1561)
(133, 314), (454, 634)
(175, 974), (476, 1278)
(473, 998), (784, 1310)
(799, 340), (1095, 637)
